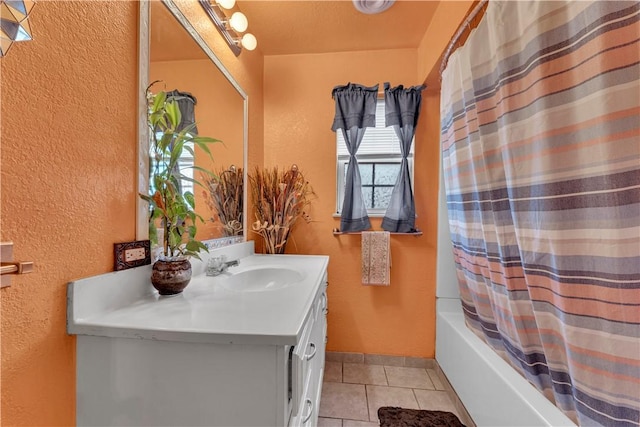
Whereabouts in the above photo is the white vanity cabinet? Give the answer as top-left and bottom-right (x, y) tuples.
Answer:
(68, 247), (329, 427)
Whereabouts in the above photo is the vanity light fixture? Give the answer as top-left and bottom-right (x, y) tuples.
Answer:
(0, 0), (36, 57)
(227, 11), (248, 33)
(237, 32), (257, 51)
(216, 0), (235, 10)
(199, 0), (257, 56)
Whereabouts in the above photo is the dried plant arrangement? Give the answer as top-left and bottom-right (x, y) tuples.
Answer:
(202, 165), (244, 237)
(249, 164), (315, 254)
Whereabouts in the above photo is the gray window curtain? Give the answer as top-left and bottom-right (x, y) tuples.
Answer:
(331, 83), (378, 232)
(381, 82), (425, 233)
(167, 90), (198, 135)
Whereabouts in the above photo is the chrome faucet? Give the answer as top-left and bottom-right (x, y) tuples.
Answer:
(206, 255), (240, 276)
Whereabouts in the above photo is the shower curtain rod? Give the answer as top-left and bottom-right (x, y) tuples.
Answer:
(439, 0), (489, 76)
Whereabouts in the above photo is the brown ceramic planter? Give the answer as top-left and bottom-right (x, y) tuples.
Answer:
(150, 258), (192, 296)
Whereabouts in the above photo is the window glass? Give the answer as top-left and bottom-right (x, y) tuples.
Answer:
(376, 163), (399, 185)
(336, 99), (413, 214)
(360, 163), (373, 186)
(374, 187), (393, 208)
(362, 187), (373, 209)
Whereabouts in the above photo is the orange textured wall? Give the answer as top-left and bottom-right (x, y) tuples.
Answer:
(1, 1), (265, 426)
(0, 2), (138, 425)
(150, 59), (244, 240)
(417, 1), (474, 86)
(263, 50), (439, 357)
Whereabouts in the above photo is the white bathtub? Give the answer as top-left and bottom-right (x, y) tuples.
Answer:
(435, 298), (576, 427)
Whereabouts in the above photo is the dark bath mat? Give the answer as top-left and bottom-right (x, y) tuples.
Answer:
(378, 406), (467, 427)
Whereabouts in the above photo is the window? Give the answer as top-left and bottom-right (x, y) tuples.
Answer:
(336, 99), (413, 215)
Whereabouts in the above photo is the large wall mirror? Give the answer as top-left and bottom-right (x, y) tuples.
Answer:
(137, 0), (248, 247)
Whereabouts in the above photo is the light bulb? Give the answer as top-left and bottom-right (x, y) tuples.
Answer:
(241, 33), (257, 51)
(216, 0), (235, 9)
(228, 12), (248, 33)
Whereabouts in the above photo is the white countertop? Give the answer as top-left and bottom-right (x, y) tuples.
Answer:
(68, 246), (329, 346)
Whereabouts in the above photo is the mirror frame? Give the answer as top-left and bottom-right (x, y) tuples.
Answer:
(137, 0), (249, 245)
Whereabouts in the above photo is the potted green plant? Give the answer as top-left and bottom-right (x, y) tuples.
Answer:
(140, 82), (220, 295)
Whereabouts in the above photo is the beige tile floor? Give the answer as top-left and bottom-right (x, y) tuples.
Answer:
(318, 361), (463, 426)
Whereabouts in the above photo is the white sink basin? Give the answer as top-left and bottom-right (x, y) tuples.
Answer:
(219, 267), (304, 292)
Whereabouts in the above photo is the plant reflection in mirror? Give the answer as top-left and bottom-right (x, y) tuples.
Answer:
(141, 81), (221, 259)
(203, 165), (244, 237)
(249, 165), (315, 254)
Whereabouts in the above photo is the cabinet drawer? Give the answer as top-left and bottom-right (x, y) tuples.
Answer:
(291, 313), (315, 417)
(291, 279), (328, 425)
(288, 367), (315, 427)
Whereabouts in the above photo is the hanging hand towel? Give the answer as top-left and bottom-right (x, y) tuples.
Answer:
(362, 231), (391, 286)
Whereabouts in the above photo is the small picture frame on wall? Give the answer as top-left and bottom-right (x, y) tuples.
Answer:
(114, 240), (151, 271)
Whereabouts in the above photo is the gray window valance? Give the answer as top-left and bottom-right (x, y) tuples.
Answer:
(331, 83), (379, 131)
(383, 82), (426, 128)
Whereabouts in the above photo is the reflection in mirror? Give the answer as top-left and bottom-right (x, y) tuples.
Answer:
(203, 165), (244, 237)
(145, 0), (246, 244)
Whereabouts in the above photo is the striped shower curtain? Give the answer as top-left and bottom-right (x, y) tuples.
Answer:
(440, 1), (639, 426)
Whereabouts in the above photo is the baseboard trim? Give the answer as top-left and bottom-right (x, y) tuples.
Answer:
(325, 351), (435, 368)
